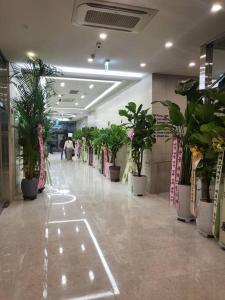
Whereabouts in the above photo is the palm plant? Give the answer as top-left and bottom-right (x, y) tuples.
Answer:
(106, 124), (128, 166)
(119, 102), (156, 177)
(155, 79), (201, 185)
(189, 89), (225, 202)
(12, 58), (57, 179)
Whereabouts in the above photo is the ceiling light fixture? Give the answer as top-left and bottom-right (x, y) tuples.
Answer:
(211, 3), (223, 13)
(85, 82), (121, 110)
(60, 82), (65, 87)
(54, 66), (145, 79)
(189, 62), (196, 67)
(140, 63), (146, 68)
(58, 94), (62, 97)
(46, 76), (117, 84)
(99, 33), (107, 40)
(89, 84), (94, 89)
(165, 41), (173, 48)
(26, 51), (35, 58)
(87, 54), (95, 63)
(75, 102), (79, 106)
(81, 95), (85, 99)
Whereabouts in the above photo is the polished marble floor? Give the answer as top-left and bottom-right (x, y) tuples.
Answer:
(1, 154), (225, 300)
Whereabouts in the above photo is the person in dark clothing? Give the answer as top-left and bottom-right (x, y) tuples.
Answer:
(59, 136), (66, 160)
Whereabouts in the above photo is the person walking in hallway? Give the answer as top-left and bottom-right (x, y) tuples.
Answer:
(59, 136), (66, 160)
(64, 137), (74, 160)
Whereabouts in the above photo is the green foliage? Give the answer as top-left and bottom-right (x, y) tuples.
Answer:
(105, 125), (127, 165)
(119, 101), (156, 176)
(154, 79), (203, 185)
(73, 128), (84, 141)
(12, 58), (58, 179)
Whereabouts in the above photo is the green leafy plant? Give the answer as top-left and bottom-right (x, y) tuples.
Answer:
(119, 102), (156, 177)
(12, 58), (57, 179)
(105, 124), (127, 166)
(157, 78), (225, 200)
(155, 79), (202, 185)
(189, 93), (225, 202)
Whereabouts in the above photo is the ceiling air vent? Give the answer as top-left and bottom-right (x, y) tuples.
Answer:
(61, 98), (74, 103)
(70, 89), (79, 94)
(72, 0), (158, 33)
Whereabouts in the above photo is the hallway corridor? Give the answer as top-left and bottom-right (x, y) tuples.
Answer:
(1, 155), (225, 300)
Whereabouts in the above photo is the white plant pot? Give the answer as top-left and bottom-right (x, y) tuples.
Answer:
(177, 184), (195, 222)
(197, 201), (213, 237)
(132, 175), (147, 196)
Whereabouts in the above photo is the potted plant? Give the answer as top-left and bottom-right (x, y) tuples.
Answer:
(12, 58), (57, 200)
(106, 124), (127, 182)
(92, 128), (108, 174)
(119, 102), (156, 195)
(155, 79), (201, 221)
(190, 94), (225, 236)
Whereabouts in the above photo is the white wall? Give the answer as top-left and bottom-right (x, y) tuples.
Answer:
(87, 75), (152, 128)
(76, 117), (88, 129)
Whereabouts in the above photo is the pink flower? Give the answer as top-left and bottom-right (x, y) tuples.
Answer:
(128, 128), (135, 141)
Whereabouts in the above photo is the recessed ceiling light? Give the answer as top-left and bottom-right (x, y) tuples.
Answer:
(75, 102), (79, 106)
(56, 101), (59, 105)
(99, 33), (107, 40)
(165, 41), (173, 48)
(81, 95), (85, 99)
(189, 62), (196, 67)
(26, 51), (35, 58)
(87, 54), (95, 63)
(211, 3), (223, 13)
(89, 84), (94, 89)
(58, 94), (62, 97)
(140, 63), (146, 68)
(87, 57), (94, 63)
(60, 82), (65, 87)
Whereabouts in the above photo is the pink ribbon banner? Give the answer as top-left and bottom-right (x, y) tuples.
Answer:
(169, 137), (183, 207)
(37, 124), (45, 191)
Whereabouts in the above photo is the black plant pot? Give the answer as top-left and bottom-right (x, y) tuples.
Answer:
(109, 166), (121, 182)
(21, 178), (38, 201)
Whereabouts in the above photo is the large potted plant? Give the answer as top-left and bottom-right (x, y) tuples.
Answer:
(155, 79), (201, 221)
(119, 102), (156, 195)
(92, 128), (108, 174)
(190, 92), (225, 236)
(13, 58), (57, 200)
(106, 124), (127, 182)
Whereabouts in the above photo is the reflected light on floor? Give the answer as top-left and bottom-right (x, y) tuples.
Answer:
(81, 243), (86, 252)
(45, 228), (48, 239)
(61, 274), (67, 285)
(69, 291), (115, 300)
(48, 219), (120, 296)
(47, 193), (77, 205)
(89, 270), (95, 281)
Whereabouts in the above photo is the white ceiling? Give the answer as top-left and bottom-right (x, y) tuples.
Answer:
(1, 0), (225, 118)
(1, 0), (225, 76)
(48, 77), (121, 120)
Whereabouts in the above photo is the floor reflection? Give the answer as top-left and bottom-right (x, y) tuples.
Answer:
(45, 182), (119, 300)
